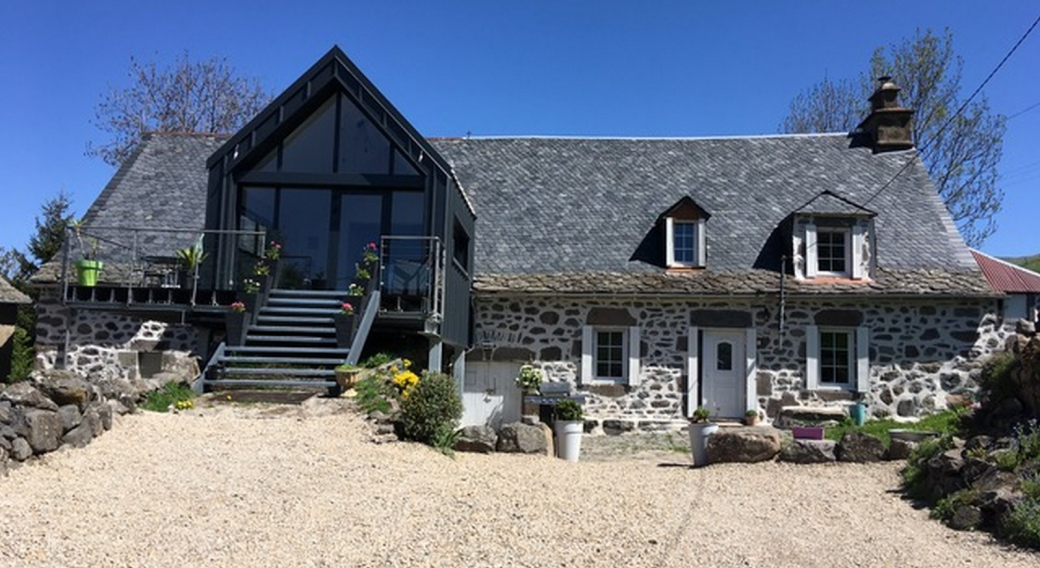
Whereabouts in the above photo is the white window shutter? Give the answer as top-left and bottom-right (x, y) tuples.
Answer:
(696, 218), (707, 267)
(665, 217), (675, 267)
(805, 223), (818, 278)
(805, 325), (819, 390)
(580, 326), (594, 385)
(744, 327), (757, 413)
(686, 327), (699, 417)
(851, 224), (866, 280)
(627, 326), (641, 387)
(856, 326), (870, 393)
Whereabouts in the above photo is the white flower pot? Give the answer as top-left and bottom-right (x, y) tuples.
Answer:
(554, 420), (584, 462)
(688, 422), (719, 467)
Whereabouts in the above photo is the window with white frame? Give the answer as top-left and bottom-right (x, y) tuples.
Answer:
(816, 228), (850, 275)
(666, 218), (705, 267)
(581, 325), (641, 385)
(806, 324), (869, 392)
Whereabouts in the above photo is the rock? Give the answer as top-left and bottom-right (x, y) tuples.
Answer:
(0, 447), (7, 476)
(779, 439), (837, 463)
(965, 435), (993, 452)
(96, 379), (137, 410)
(106, 399), (130, 419)
(0, 425), (15, 440)
(978, 488), (1024, 523)
(928, 448), (966, 476)
(0, 400), (11, 424)
(1, 383), (59, 411)
(37, 377), (93, 409)
(837, 431), (886, 462)
(972, 468), (1021, 493)
(96, 402), (113, 430)
(24, 409), (64, 454)
(62, 422), (95, 448)
(536, 422), (554, 457)
(454, 425), (497, 454)
(776, 405), (846, 428)
(496, 422), (548, 454)
(886, 438), (918, 460)
(58, 405), (83, 433)
(601, 420), (635, 436)
(960, 457), (992, 483)
(948, 504), (983, 531)
(706, 427), (783, 463)
(1016, 318), (1036, 336)
(10, 437), (31, 461)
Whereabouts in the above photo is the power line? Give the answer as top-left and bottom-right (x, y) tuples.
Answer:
(861, 13), (1040, 207)
(1007, 100), (1040, 121)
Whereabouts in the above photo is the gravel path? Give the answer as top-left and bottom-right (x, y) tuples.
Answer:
(0, 397), (1035, 567)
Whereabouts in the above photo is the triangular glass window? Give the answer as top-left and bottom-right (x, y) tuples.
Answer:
(281, 96), (336, 173)
(253, 148), (278, 173)
(338, 94), (391, 175)
(393, 149), (419, 176)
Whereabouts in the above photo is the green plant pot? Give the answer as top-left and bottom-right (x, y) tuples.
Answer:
(76, 259), (104, 287)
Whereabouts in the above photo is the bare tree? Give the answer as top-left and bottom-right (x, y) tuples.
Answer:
(780, 29), (1006, 247)
(87, 52), (270, 167)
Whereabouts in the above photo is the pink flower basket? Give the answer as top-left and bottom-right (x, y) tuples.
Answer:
(791, 426), (825, 440)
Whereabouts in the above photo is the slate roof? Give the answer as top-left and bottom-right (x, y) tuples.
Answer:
(434, 135), (984, 296)
(0, 276), (31, 304)
(794, 190), (876, 217)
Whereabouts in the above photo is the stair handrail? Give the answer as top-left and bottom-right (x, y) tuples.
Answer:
(345, 290), (380, 366)
(193, 341), (226, 394)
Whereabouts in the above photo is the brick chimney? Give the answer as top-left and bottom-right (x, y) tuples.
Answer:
(856, 76), (914, 152)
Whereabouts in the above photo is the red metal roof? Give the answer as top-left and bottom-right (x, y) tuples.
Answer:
(971, 249), (1040, 293)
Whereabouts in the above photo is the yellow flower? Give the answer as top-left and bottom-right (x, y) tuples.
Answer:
(403, 359), (412, 369)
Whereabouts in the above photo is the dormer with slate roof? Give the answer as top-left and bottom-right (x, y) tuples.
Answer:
(659, 196), (711, 269)
(791, 190), (877, 281)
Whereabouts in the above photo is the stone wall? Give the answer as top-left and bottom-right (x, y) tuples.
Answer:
(471, 293), (1008, 433)
(34, 290), (202, 382)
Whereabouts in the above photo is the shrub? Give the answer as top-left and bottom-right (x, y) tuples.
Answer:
(361, 352), (394, 368)
(6, 326), (34, 383)
(399, 372), (462, 446)
(141, 382), (194, 412)
(355, 375), (394, 414)
(554, 399), (584, 421)
(932, 489), (980, 523)
(981, 351), (1017, 401)
(902, 435), (954, 498)
(1002, 497), (1040, 550)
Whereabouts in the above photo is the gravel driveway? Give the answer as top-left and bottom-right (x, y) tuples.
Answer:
(0, 397), (1035, 567)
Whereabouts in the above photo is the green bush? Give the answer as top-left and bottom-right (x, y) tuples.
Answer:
(902, 435), (954, 499)
(6, 326), (34, 383)
(826, 408), (966, 448)
(981, 351), (1017, 400)
(1002, 497), (1040, 550)
(361, 352), (394, 368)
(400, 372), (462, 447)
(354, 375), (394, 414)
(141, 382), (194, 412)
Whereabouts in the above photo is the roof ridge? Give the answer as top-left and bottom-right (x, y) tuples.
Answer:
(434, 132), (857, 142)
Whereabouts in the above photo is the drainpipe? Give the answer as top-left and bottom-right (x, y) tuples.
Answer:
(779, 255), (787, 338)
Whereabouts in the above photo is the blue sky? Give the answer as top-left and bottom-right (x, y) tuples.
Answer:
(1, 1), (1037, 257)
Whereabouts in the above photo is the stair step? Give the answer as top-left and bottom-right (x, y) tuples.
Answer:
(256, 315), (335, 325)
(269, 289), (352, 298)
(224, 346), (350, 355)
(247, 335), (338, 344)
(261, 307), (343, 316)
(266, 297), (343, 307)
(222, 367), (336, 377)
(219, 356), (346, 365)
(205, 379), (338, 389)
(249, 325), (336, 334)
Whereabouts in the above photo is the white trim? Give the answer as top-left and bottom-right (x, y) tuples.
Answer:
(686, 326), (699, 417)
(815, 227), (852, 278)
(851, 224), (866, 280)
(856, 326), (870, 393)
(627, 326), (641, 387)
(805, 324), (819, 389)
(805, 223), (818, 278)
(580, 325), (593, 385)
(697, 218), (707, 267)
(816, 327), (855, 389)
(588, 326), (629, 384)
(665, 217), (676, 267)
(666, 218), (702, 267)
(745, 327), (757, 413)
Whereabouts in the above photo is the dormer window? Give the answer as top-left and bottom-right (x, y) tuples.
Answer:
(816, 227), (850, 276)
(660, 196), (710, 269)
(791, 191), (877, 282)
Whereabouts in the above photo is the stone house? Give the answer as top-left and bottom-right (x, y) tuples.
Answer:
(29, 49), (1013, 432)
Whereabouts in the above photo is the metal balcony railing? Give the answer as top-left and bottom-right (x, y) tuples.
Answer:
(378, 235), (443, 319)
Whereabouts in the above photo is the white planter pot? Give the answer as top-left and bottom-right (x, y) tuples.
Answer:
(688, 422), (719, 467)
(554, 420), (584, 462)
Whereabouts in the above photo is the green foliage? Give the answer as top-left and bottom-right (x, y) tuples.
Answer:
(361, 352), (395, 368)
(902, 435), (954, 498)
(141, 382), (194, 413)
(932, 489), (980, 524)
(691, 407), (712, 423)
(981, 351), (1018, 400)
(1002, 497), (1040, 550)
(554, 399), (584, 422)
(175, 245), (208, 270)
(6, 326), (34, 383)
(430, 425), (460, 457)
(399, 372), (462, 446)
(826, 408), (965, 448)
(354, 376), (394, 415)
(1015, 420), (1040, 462)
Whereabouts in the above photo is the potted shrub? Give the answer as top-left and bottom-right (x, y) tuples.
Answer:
(688, 407), (719, 467)
(70, 219), (103, 287)
(253, 261), (272, 297)
(553, 399), (584, 462)
(744, 409), (760, 426)
(335, 363), (362, 391)
(791, 426), (825, 440)
(335, 302), (356, 348)
(239, 278), (261, 317)
(225, 301), (250, 346)
(175, 245), (208, 289)
(259, 240), (282, 287)
(515, 364), (544, 418)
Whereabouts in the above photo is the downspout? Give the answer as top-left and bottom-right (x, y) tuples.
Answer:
(779, 255), (787, 339)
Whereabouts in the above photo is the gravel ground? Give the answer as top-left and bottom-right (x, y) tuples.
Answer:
(0, 397), (1036, 568)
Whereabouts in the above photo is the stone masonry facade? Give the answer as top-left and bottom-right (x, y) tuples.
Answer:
(33, 291), (201, 382)
(471, 294), (1010, 433)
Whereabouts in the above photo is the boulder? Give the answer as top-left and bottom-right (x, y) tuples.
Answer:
(837, 431), (886, 462)
(58, 405), (83, 433)
(1016, 318), (1036, 336)
(454, 425), (498, 454)
(948, 504), (983, 531)
(706, 427), (783, 463)
(1, 383), (59, 412)
(0, 400), (12, 424)
(779, 439), (837, 464)
(927, 448), (966, 476)
(496, 422), (548, 454)
(10, 437), (31, 461)
(37, 377), (93, 409)
(886, 438), (917, 460)
(0, 425), (15, 440)
(96, 402), (114, 430)
(62, 422), (95, 448)
(775, 406), (847, 428)
(0, 447), (7, 476)
(24, 409), (64, 454)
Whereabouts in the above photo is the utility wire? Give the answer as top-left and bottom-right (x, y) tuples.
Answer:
(1007, 100), (1040, 121)
(861, 13), (1040, 207)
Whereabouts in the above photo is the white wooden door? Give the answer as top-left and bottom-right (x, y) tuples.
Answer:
(702, 330), (746, 419)
(461, 361), (522, 428)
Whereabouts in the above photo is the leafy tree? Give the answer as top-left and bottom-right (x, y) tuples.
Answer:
(780, 29), (1006, 247)
(87, 52), (270, 167)
(2, 191), (73, 288)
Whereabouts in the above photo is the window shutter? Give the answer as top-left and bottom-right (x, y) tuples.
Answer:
(805, 325), (819, 390)
(686, 327), (699, 417)
(696, 218), (707, 267)
(580, 326), (594, 385)
(627, 326), (641, 387)
(851, 224), (866, 280)
(665, 217), (675, 267)
(744, 327), (757, 413)
(805, 223), (818, 278)
(856, 326), (870, 393)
